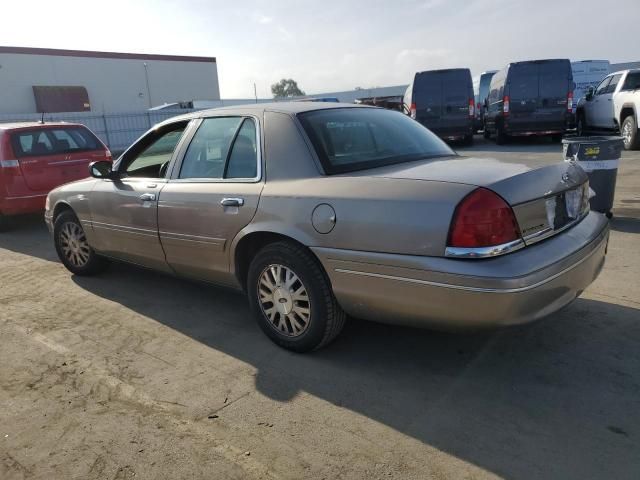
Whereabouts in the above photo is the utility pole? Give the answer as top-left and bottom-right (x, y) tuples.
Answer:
(253, 83), (258, 103)
(143, 62), (153, 108)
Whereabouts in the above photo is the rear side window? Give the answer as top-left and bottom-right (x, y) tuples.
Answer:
(11, 127), (101, 157)
(298, 108), (454, 174)
(622, 72), (640, 91)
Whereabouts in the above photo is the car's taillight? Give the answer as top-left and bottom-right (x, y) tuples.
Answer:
(105, 149), (113, 161)
(469, 98), (475, 118)
(410, 103), (416, 119)
(447, 188), (521, 250)
(567, 91), (573, 112)
(502, 95), (510, 116)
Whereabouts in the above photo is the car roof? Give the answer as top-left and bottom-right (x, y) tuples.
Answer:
(155, 102), (373, 125)
(609, 68), (640, 75)
(0, 121), (83, 131)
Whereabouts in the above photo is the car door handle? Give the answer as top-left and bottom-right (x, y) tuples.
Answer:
(139, 193), (156, 202)
(220, 197), (244, 207)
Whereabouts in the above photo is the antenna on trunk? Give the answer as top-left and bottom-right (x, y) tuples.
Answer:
(40, 111), (45, 124)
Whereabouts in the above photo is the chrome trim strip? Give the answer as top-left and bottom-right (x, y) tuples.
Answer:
(444, 239), (525, 259)
(523, 210), (589, 246)
(335, 235), (604, 294)
(47, 159), (89, 166)
(5, 193), (48, 200)
(91, 221), (158, 237)
(159, 231), (225, 246)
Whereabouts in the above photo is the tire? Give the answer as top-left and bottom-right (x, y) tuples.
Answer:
(576, 112), (587, 137)
(0, 214), (10, 232)
(247, 241), (346, 352)
(54, 210), (108, 275)
(621, 115), (640, 151)
(495, 124), (508, 145)
(483, 127), (491, 140)
(462, 134), (474, 146)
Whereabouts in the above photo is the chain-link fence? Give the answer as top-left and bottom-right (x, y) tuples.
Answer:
(0, 109), (196, 154)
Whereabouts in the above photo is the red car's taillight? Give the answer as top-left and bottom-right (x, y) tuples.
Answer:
(502, 95), (510, 116)
(105, 149), (113, 161)
(448, 188), (521, 248)
(410, 102), (416, 119)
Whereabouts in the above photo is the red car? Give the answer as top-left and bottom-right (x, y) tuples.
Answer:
(0, 122), (111, 230)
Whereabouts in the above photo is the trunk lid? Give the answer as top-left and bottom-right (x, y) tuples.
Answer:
(358, 156), (589, 244)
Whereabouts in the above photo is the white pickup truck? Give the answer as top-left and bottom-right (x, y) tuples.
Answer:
(576, 69), (640, 150)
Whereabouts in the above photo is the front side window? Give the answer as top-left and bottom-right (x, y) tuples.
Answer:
(124, 124), (186, 178)
(595, 76), (612, 95)
(179, 117), (258, 180)
(298, 108), (454, 174)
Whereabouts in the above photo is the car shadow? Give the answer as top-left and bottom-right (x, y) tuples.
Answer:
(0, 214), (58, 262)
(610, 215), (640, 234)
(70, 261), (640, 480)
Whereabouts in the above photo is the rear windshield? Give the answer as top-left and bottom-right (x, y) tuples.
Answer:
(297, 108), (454, 174)
(11, 126), (101, 157)
(510, 61), (570, 100)
(414, 70), (470, 106)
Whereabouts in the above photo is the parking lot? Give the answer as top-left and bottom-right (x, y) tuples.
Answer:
(1, 136), (639, 480)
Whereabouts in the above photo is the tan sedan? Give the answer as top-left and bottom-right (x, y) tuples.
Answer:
(45, 103), (609, 351)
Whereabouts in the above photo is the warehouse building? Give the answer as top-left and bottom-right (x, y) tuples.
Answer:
(0, 46), (219, 114)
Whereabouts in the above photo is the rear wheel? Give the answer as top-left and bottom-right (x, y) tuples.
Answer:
(495, 124), (508, 145)
(621, 115), (639, 150)
(0, 214), (10, 232)
(247, 241), (346, 352)
(576, 112), (587, 137)
(54, 210), (108, 275)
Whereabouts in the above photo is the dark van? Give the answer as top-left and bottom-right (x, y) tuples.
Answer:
(484, 59), (574, 144)
(404, 68), (475, 145)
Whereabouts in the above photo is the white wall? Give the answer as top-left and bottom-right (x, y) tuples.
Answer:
(0, 52), (220, 113)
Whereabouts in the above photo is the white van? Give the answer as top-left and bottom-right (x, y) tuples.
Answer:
(571, 60), (610, 114)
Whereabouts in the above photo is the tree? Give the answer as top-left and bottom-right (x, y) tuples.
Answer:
(271, 78), (305, 98)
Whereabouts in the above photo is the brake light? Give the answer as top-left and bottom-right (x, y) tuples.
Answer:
(105, 149), (113, 161)
(567, 91), (573, 112)
(410, 103), (416, 119)
(503, 95), (510, 116)
(469, 98), (475, 117)
(448, 188), (521, 248)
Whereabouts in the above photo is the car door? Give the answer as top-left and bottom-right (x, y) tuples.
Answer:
(592, 74), (622, 128)
(10, 128), (67, 193)
(584, 76), (610, 127)
(88, 120), (191, 271)
(158, 115), (263, 286)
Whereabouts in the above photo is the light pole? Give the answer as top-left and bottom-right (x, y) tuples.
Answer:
(143, 62), (153, 108)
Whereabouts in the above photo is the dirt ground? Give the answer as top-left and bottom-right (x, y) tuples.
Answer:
(1, 137), (639, 480)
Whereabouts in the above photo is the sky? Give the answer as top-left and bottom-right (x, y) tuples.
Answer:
(1, 0), (639, 99)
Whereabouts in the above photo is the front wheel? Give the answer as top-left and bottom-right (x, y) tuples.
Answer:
(247, 241), (346, 352)
(576, 113), (587, 137)
(621, 116), (639, 150)
(54, 211), (108, 275)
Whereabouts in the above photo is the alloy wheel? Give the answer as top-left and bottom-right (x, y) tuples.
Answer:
(622, 121), (632, 148)
(59, 221), (91, 268)
(258, 264), (311, 337)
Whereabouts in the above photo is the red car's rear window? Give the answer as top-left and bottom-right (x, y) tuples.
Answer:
(10, 126), (102, 158)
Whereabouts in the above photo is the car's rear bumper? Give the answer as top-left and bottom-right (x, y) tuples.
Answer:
(0, 193), (47, 215)
(312, 211), (609, 330)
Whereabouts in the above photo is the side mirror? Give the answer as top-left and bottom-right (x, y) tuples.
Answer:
(89, 160), (116, 179)
(585, 86), (595, 101)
